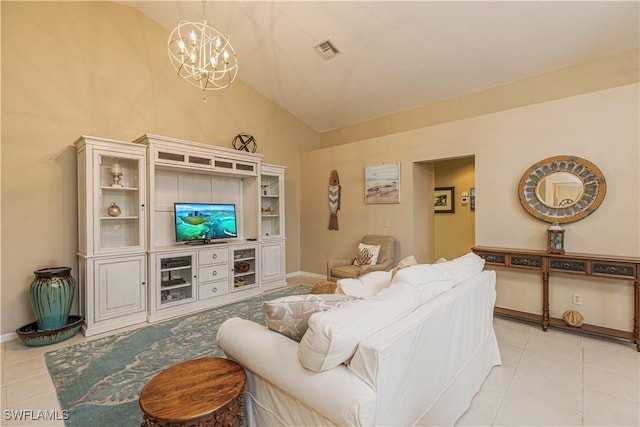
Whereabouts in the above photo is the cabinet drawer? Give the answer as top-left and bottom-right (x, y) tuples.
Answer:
(198, 248), (229, 265)
(198, 281), (229, 300)
(198, 265), (229, 284)
(550, 259), (586, 273)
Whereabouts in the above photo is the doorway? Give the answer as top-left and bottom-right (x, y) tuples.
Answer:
(411, 156), (475, 263)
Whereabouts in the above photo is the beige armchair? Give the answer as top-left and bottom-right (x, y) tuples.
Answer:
(327, 235), (396, 281)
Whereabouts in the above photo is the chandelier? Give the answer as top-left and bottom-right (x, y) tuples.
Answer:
(167, 4), (238, 91)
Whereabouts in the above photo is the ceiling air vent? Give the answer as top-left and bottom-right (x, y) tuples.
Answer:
(313, 39), (340, 60)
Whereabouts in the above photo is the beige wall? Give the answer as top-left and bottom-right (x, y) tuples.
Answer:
(319, 49), (640, 147)
(434, 157), (475, 260)
(301, 83), (640, 332)
(0, 2), (320, 335)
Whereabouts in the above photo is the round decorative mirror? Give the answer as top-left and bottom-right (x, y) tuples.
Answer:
(518, 155), (606, 223)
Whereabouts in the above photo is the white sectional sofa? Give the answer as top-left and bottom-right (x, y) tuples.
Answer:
(217, 254), (501, 426)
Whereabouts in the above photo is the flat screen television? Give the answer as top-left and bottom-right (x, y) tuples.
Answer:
(174, 202), (237, 244)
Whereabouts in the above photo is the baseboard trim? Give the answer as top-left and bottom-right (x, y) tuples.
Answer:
(1, 331), (18, 343)
(286, 271), (325, 280)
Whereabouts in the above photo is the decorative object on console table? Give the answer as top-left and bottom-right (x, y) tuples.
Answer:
(472, 246), (640, 351)
(547, 222), (565, 254)
(434, 187), (455, 213)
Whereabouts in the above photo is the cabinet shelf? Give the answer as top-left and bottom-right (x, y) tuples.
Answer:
(160, 265), (191, 273)
(235, 271), (255, 278)
(100, 186), (139, 191)
(261, 214), (279, 218)
(261, 194), (279, 198)
(100, 216), (139, 220)
(160, 282), (192, 290)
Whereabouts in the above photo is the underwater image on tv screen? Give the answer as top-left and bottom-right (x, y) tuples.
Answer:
(174, 203), (237, 242)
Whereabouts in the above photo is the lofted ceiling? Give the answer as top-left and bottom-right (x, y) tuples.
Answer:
(121, 1), (640, 133)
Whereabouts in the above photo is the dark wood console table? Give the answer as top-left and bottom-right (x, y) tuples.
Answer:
(472, 246), (640, 351)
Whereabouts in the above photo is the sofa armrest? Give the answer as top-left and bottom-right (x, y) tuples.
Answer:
(217, 317), (376, 426)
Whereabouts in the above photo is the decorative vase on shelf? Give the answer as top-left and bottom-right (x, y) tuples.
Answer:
(29, 267), (76, 331)
(107, 202), (121, 217)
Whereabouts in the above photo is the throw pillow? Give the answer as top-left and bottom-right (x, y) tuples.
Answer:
(337, 271), (392, 298)
(264, 294), (357, 342)
(353, 243), (380, 266)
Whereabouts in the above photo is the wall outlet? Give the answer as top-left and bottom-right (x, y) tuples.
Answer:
(572, 293), (582, 305)
(383, 218), (390, 228)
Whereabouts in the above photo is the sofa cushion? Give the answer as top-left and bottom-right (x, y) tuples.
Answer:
(297, 283), (420, 372)
(390, 263), (456, 304)
(332, 264), (364, 279)
(438, 252), (485, 285)
(337, 271), (392, 298)
(264, 294), (357, 342)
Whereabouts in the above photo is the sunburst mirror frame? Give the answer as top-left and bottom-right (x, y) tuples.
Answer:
(518, 155), (606, 224)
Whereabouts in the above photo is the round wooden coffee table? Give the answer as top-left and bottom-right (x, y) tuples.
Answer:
(139, 357), (246, 427)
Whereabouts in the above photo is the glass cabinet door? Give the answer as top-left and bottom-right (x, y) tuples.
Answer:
(260, 165), (285, 239)
(94, 151), (145, 254)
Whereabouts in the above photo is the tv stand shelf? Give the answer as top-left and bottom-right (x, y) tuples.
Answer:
(472, 246), (640, 351)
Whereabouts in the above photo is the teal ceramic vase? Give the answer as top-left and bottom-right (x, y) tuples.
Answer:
(30, 267), (76, 331)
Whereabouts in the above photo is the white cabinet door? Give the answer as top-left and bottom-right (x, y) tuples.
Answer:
(261, 241), (285, 285)
(95, 255), (146, 321)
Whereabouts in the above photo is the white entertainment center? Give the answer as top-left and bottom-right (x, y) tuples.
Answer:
(75, 134), (286, 336)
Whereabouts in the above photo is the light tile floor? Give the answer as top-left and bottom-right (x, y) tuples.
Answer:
(1, 277), (639, 426)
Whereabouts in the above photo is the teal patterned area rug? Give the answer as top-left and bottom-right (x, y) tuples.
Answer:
(45, 285), (309, 427)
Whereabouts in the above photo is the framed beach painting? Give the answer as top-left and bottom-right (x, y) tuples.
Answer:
(365, 163), (400, 204)
(434, 187), (455, 213)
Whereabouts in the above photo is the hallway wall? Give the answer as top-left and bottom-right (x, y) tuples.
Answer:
(434, 157), (476, 259)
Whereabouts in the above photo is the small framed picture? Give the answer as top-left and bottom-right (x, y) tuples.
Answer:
(434, 187), (455, 213)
